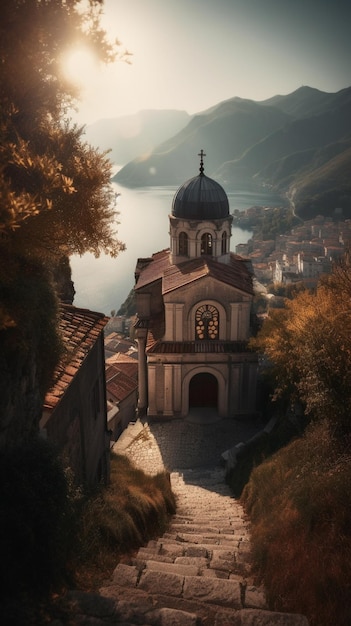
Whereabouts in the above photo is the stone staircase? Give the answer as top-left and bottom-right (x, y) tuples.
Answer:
(60, 466), (309, 625)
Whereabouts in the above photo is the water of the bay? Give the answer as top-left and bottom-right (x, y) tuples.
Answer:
(70, 184), (285, 315)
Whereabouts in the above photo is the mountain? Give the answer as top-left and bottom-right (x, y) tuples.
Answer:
(113, 98), (290, 188)
(84, 109), (191, 165)
(113, 86), (351, 219)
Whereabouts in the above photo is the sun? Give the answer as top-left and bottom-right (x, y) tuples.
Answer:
(61, 46), (98, 87)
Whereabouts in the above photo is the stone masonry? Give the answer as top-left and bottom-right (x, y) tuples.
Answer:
(56, 417), (309, 625)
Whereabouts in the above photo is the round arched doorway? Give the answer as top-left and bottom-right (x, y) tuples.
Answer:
(189, 372), (218, 408)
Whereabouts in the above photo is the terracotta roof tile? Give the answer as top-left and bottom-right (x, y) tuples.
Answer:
(43, 304), (109, 411)
(105, 354), (138, 380)
(104, 336), (134, 353)
(163, 254), (254, 295)
(145, 313), (165, 351)
(105, 364), (138, 402)
(134, 249), (171, 290)
(147, 340), (251, 354)
(134, 249), (253, 296)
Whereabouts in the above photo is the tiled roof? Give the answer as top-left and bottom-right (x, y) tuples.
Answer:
(105, 353), (138, 380)
(104, 333), (135, 354)
(163, 254), (254, 295)
(43, 304), (109, 411)
(147, 340), (251, 354)
(135, 249), (171, 290)
(145, 312), (165, 351)
(105, 364), (138, 402)
(135, 249), (254, 296)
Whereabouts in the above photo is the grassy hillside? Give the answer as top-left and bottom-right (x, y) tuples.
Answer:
(240, 420), (351, 626)
(292, 145), (351, 218)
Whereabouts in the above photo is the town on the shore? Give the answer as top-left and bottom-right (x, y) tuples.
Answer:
(233, 205), (349, 289)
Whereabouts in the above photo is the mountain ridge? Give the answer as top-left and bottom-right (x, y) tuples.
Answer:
(83, 109), (191, 165)
(87, 86), (351, 219)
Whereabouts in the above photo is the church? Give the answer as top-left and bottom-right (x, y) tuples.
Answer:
(134, 151), (258, 420)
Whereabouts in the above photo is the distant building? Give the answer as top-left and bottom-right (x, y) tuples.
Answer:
(105, 354), (138, 441)
(297, 253), (332, 278)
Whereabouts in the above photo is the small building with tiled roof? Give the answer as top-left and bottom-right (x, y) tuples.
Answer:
(134, 152), (258, 419)
(105, 362), (138, 440)
(41, 304), (109, 487)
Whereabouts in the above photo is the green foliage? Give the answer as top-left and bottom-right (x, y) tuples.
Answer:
(255, 207), (299, 240)
(241, 421), (351, 626)
(266, 281), (307, 299)
(294, 145), (351, 218)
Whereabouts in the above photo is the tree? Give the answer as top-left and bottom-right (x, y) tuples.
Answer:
(0, 0), (127, 441)
(252, 258), (351, 446)
(0, 0), (126, 262)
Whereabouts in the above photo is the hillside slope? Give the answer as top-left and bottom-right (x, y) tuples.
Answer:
(84, 109), (190, 165)
(113, 86), (351, 219)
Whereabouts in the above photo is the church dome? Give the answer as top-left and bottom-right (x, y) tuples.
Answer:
(171, 151), (229, 220)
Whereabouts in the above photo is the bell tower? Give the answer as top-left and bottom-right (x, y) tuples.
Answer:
(169, 150), (233, 265)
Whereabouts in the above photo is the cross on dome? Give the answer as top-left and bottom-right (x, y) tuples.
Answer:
(198, 149), (206, 175)
(172, 149), (229, 220)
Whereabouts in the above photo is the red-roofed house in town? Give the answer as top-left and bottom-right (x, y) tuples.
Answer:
(105, 356), (138, 441)
(40, 304), (109, 487)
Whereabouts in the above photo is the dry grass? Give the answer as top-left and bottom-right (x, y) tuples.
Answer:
(241, 421), (351, 626)
(70, 453), (176, 590)
(0, 444), (176, 624)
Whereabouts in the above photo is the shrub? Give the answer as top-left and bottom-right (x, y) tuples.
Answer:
(241, 420), (351, 626)
(227, 413), (301, 497)
(70, 453), (176, 590)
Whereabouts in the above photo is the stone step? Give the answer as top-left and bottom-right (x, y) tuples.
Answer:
(63, 586), (310, 626)
(162, 532), (243, 547)
(111, 562), (266, 611)
(144, 559), (201, 577)
(168, 522), (242, 535)
(92, 465), (310, 626)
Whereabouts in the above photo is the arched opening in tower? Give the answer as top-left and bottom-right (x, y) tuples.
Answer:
(189, 373), (218, 408)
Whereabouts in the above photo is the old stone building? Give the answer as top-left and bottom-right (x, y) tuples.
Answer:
(134, 152), (257, 419)
(41, 304), (110, 486)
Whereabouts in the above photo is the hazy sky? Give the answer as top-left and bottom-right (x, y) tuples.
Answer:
(68, 0), (351, 125)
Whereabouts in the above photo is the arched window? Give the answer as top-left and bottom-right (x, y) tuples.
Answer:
(195, 304), (219, 340)
(179, 231), (188, 256)
(201, 233), (212, 255)
(221, 231), (227, 255)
